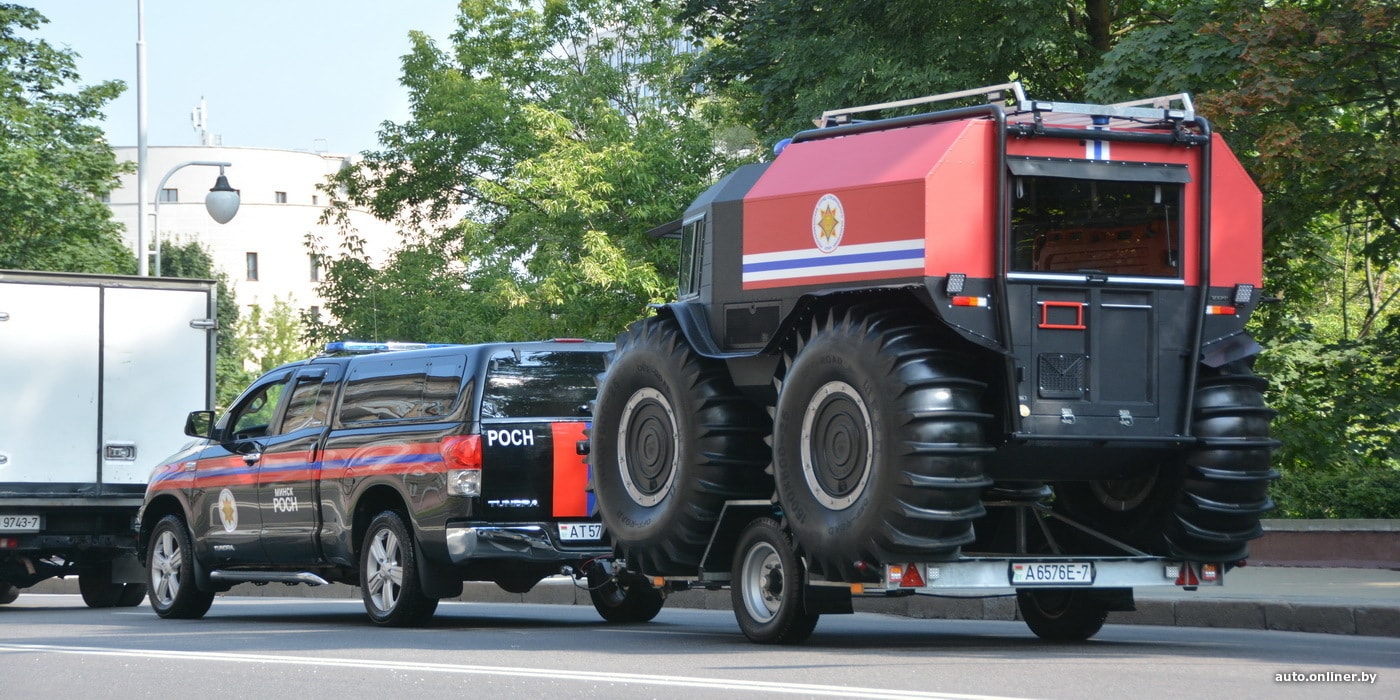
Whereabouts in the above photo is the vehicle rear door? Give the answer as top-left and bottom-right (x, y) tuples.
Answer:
(1003, 156), (1196, 440)
(477, 348), (606, 544)
(256, 364), (341, 563)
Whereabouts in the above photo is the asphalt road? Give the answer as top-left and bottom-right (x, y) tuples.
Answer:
(2, 594), (1395, 699)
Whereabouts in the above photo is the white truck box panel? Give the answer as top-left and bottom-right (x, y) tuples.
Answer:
(101, 287), (210, 485)
(0, 283), (102, 483)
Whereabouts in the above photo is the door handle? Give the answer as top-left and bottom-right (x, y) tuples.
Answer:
(242, 452), (262, 465)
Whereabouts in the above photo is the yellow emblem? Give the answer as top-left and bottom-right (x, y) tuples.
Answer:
(811, 193), (845, 253)
(217, 488), (238, 532)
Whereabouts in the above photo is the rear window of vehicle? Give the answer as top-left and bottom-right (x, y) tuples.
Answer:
(338, 353), (466, 424)
(479, 350), (604, 419)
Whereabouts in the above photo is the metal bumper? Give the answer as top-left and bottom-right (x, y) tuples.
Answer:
(444, 524), (609, 564)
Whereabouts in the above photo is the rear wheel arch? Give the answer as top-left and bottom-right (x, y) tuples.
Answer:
(351, 483), (413, 559)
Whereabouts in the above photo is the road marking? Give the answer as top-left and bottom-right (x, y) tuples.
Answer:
(0, 643), (1027, 700)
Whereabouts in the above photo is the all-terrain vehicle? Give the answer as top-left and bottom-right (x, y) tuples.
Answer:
(590, 83), (1277, 643)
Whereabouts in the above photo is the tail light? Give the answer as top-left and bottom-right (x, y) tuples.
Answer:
(442, 435), (482, 496)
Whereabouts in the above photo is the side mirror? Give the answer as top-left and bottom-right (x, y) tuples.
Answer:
(185, 410), (216, 439)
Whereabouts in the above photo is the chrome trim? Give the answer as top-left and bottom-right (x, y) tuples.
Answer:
(1007, 272), (1186, 287)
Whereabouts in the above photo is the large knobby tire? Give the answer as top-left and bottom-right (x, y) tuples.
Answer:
(360, 510), (439, 627)
(1017, 588), (1109, 641)
(148, 515), (215, 619)
(592, 315), (772, 575)
(773, 307), (992, 580)
(731, 518), (819, 645)
(1053, 360), (1278, 561)
(0, 583), (19, 605)
(589, 570), (666, 623)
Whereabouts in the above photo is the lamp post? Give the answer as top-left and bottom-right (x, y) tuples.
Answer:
(151, 162), (240, 276)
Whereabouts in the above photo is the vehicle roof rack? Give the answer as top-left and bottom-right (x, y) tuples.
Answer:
(816, 82), (1027, 128)
(815, 81), (1194, 131)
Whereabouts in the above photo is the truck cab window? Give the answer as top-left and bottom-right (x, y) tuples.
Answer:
(678, 217), (704, 298)
(280, 376), (329, 433)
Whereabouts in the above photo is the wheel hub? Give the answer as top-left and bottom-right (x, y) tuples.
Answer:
(800, 381), (874, 510)
(618, 387), (679, 507)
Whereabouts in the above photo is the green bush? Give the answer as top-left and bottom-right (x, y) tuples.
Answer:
(1271, 467), (1400, 519)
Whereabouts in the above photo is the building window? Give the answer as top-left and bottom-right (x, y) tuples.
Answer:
(309, 305), (321, 322)
(100, 193), (111, 203)
(309, 254), (321, 282)
(275, 191), (288, 204)
(159, 188), (179, 203)
(246, 252), (259, 281)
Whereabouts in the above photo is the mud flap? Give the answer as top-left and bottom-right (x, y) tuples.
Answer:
(111, 553), (144, 584)
(416, 538), (463, 599)
(804, 584), (853, 615)
(1087, 587), (1135, 612)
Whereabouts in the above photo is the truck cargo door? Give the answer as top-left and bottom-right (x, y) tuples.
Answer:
(0, 282), (101, 491)
(1004, 159), (1194, 439)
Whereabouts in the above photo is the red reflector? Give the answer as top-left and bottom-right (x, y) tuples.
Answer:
(1205, 305), (1237, 316)
(441, 435), (482, 470)
(550, 338), (586, 343)
(900, 563), (925, 588)
(0, 537), (18, 549)
(951, 296), (989, 307)
(1175, 564), (1200, 586)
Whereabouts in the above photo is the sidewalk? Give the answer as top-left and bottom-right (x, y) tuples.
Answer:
(35, 564), (1397, 638)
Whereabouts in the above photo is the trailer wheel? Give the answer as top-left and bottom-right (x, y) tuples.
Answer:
(589, 570), (665, 623)
(773, 307), (991, 580)
(116, 583), (148, 607)
(1017, 588), (1108, 641)
(148, 515), (215, 619)
(731, 518), (819, 645)
(79, 561), (126, 608)
(1054, 361), (1277, 561)
(592, 315), (771, 575)
(0, 583), (18, 605)
(360, 510), (438, 627)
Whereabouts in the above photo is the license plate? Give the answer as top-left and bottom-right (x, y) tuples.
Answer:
(558, 522), (603, 541)
(0, 514), (42, 532)
(1010, 562), (1094, 585)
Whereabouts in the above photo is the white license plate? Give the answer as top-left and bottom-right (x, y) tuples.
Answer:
(0, 514), (42, 532)
(558, 522), (603, 541)
(1011, 562), (1094, 585)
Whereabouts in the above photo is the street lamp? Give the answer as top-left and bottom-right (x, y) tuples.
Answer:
(151, 162), (240, 276)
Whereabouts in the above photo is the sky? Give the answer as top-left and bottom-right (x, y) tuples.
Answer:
(22, 1), (461, 155)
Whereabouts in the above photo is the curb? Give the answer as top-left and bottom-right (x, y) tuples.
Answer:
(31, 578), (1399, 638)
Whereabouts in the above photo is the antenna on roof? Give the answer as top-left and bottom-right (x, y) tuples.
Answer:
(191, 97), (213, 146)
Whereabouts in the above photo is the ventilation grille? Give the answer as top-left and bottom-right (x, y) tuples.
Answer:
(1039, 353), (1087, 399)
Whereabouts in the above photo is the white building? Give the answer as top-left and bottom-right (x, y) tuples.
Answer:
(106, 145), (401, 320)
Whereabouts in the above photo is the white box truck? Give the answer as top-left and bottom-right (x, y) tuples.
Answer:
(0, 270), (216, 607)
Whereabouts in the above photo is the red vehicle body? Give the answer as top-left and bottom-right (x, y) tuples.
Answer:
(592, 84), (1277, 644)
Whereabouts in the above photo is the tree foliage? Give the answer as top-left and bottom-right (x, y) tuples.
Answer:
(675, 0), (1189, 142)
(1088, 0), (1400, 514)
(0, 4), (133, 273)
(312, 0), (738, 345)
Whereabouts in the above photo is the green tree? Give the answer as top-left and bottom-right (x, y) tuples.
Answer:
(675, 0), (1180, 142)
(1089, 0), (1400, 515)
(243, 296), (311, 373)
(0, 4), (134, 273)
(312, 0), (737, 344)
(159, 240), (251, 409)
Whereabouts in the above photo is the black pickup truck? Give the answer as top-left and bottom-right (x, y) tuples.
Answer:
(137, 339), (661, 626)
